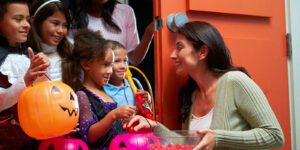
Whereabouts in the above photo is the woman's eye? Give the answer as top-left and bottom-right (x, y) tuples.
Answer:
(176, 46), (183, 51)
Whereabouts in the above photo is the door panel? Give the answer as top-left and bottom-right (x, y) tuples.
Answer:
(153, 0), (290, 149)
(188, 0), (272, 17)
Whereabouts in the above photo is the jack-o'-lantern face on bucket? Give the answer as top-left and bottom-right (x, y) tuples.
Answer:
(38, 137), (89, 150)
(18, 81), (79, 139)
(50, 85), (78, 117)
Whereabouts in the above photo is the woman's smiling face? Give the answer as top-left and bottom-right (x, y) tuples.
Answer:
(170, 34), (200, 75)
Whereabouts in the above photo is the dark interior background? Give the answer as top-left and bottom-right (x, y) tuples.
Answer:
(129, 0), (155, 98)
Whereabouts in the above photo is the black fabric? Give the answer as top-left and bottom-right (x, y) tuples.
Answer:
(0, 73), (11, 88)
(0, 36), (28, 66)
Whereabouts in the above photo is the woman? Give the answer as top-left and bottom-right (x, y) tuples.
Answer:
(125, 21), (284, 150)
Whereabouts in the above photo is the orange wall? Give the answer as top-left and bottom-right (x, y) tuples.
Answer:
(153, 0), (290, 149)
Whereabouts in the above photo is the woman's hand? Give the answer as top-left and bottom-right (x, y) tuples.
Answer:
(111, 105), (136, 120)
(193, 129), (216, 150)
(24, 47), (49, 86)
(123, 115), (157, 132)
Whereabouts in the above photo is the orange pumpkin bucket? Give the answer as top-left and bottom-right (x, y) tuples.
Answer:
(18, 81), (79, 139)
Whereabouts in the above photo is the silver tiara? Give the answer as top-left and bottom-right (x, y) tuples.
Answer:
(34, 0), (61, 16)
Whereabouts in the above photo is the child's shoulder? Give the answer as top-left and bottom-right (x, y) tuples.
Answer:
(0, 52), (30, 84)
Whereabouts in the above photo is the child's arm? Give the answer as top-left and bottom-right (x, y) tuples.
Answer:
(0, 79), (26, 112)
(88, 105), (136, 142)
(76, 91), (98, 143)
(0, 48), (49, 112)
(76, 91), (136, 143)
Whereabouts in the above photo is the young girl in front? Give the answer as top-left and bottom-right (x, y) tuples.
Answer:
(64, 29), (136, 149)
(0, 0), (48, 149)
(27, 0), (72, 82)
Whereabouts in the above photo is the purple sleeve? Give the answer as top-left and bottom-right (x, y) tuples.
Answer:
(76, 91), (98, 143)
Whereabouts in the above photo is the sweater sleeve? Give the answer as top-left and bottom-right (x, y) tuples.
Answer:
(0, 78), (26, 112)
(214, 72), (284, 149)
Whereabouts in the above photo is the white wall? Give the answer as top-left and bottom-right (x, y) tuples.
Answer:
(286, 0), (300, 149)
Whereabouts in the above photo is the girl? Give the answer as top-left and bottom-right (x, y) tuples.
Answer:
(0, 0), (48, 149)
(64, 29), (136, 149)
(68, 0), (155, 65)
(126, 21), (284, 150)
(28, 0), (72, 82)
(103, 41), (149, 107)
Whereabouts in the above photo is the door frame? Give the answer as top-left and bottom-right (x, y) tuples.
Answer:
(286, 0), (300, 149)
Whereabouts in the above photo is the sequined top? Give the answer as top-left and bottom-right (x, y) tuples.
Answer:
(76, 87), (125, 150)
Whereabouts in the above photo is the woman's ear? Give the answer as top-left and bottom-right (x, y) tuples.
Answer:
(80, 60), (90, 71)
(198, 45), (209, 60)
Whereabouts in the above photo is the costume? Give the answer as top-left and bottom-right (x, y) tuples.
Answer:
(0, 36), (37, 149)
(103, 78), (143, 107)
(154, 71), (283, 149)
(76, 87), (125, 150)
(68, 4), (139, 53)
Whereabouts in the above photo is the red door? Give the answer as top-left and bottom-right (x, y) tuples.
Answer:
(153, 0), (290, 149)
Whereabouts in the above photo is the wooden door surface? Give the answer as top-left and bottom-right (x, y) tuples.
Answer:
(153, 0), (290, 149)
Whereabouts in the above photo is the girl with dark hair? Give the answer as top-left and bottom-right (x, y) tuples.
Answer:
(64, 29), (136, 149)
(28, 0), (72, 82)
(68, 0), (155, 66)
(125, 21), (284, 150)
(0, 0), (48, 149)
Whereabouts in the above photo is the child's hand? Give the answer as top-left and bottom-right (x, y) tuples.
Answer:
(112, 105), (136, 120)
(123, 115), (157, 132)
(24, 47), (50, 86)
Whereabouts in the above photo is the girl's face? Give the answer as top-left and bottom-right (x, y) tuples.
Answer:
(170, 34), (199, 75)
(110, 48), (128, 81)
(0, 3), (30, 47)
(86, 49), (114, 87)
(39, 11), (67, 46)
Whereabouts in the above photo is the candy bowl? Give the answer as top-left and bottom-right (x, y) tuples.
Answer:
(149, 130), (200, 150)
